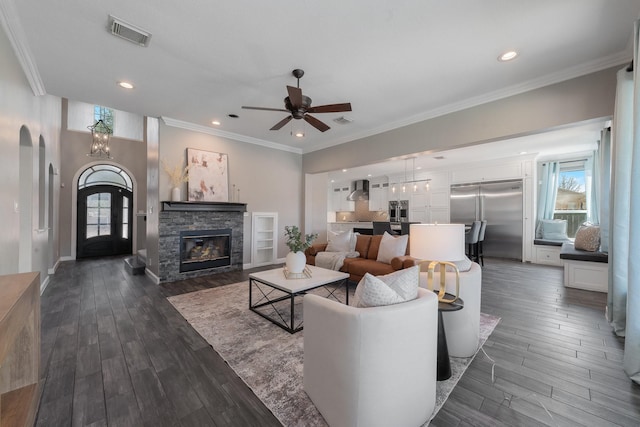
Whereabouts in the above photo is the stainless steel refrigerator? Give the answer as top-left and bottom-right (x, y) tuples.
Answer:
(450, 180), (523, 260)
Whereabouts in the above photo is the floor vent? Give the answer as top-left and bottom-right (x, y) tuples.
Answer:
(109, 15), (151, 47)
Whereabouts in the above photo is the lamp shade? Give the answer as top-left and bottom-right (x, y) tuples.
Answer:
(409, 223), (465, 261)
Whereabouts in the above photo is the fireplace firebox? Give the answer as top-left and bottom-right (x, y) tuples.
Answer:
(180, 229), (231, 273)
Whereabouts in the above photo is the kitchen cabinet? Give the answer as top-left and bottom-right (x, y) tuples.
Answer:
(252, 212), (278, 267)
(369, 180), (389, 211)
(409, 187), (450, 223)
(331, 183), (354, 212)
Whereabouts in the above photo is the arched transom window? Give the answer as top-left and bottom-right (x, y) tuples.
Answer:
(78, 164), (132, 190)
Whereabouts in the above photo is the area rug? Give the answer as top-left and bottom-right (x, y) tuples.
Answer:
(167, 281), (500, 426)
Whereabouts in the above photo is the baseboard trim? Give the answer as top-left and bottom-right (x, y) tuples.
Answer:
(40, 275), (49, 295)
(48, 259), (60, 275)
(145, 268), (160, 285)
(60, 256), (75, 262)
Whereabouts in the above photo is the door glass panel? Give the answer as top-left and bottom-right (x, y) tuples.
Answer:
(87, 193), (100, 208)
(86, 225), (98, 238)
(122, 196), (129, 239)
(86, 192), (111, 237)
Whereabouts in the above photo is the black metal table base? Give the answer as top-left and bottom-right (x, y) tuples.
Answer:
(437, 310), (451, 380)
(249, 277), (348, 334)
(436, 293), (464, 381)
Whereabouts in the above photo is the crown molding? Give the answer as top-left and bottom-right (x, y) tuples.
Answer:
(160, 117), (303, 154)
(0, 0), (46, 96)
(302, 51), (629, 154)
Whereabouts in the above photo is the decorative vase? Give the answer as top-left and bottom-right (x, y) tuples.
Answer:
(285, 251), (306, 274)
(171, 187), (181, 201)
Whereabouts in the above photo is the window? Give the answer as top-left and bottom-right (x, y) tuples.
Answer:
(78, 164), (132, 190)
(94, 105), (114, 129)
(554, 159), (587, 238)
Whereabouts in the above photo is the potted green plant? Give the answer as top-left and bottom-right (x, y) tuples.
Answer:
(284, 226), (318, 273)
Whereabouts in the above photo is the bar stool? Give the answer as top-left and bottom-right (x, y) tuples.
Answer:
(476, 220), (487, 266)
(465, 221), (481, 262)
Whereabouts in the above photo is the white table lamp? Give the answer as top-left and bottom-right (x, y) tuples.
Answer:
(410, 223), (465, 303)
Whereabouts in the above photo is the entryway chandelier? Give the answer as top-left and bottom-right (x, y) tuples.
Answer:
(87, 119), (113, 159)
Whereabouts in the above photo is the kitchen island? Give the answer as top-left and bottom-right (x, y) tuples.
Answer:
(328, 221), (401, 238)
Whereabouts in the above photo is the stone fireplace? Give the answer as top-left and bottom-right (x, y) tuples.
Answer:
(158, 201), (246, 282)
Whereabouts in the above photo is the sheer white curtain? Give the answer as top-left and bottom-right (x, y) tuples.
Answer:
(597, 129), (611, 253)
(535, 162), (559, 238)
(608, 19), (640, 384)
(585, 156), (597, 224)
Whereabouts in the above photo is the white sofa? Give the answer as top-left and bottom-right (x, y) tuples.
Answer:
(303, 288), (438, 427)
(419, 261), (482, 358)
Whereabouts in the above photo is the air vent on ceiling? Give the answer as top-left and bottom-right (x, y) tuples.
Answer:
(109, 15), (151, 47)
(333, 116), (353, 125)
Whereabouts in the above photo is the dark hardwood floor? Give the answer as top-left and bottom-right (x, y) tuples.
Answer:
(35, 257), (640, 426)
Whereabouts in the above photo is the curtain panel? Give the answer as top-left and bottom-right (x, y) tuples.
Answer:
(535, 162), (559, 238)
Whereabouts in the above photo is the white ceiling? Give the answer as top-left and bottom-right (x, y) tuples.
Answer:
(3, 0), (637, 160)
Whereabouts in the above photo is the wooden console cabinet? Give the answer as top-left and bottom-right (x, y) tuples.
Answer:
(0, 272), (40, 427)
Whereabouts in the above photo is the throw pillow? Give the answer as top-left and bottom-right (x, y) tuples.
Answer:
(574, 225), (600, 252)
(540, 219), (568, 240)
(376, 231), (409, 264)
(352, 266), (419, 308)
(326, 230), (356, 252)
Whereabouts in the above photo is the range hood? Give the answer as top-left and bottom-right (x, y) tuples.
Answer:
(347, 180), (369, 201)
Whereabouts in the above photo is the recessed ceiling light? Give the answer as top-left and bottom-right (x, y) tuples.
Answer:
(211, 120), (221, 126)
(117, 81), (134, 89)
(520, 151), (527, 155)
(367, 174), (372, 177)
(498, 50), (518, 62)
(416, 166), (422, 170)
(342, 169), (347, 172)
(228, 114), (239, 118)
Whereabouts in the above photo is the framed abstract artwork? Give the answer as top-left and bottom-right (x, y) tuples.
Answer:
(187, 148), (229, 202)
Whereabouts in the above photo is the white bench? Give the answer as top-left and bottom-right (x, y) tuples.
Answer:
(559, 243), (608, 292)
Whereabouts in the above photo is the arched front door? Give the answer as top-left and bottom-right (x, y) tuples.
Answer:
(77, 165), (133, 258)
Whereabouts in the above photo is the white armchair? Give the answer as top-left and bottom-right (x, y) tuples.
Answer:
(419, 261), (482, 357)
(303, 288), (438, 427)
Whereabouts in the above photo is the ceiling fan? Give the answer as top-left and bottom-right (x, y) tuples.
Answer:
(242, 69), (352, 132)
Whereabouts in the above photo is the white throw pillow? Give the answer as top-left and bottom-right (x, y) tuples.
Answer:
(326, 230), (356, 252)
(376, 231), (409, 263)
(352, 266), (419, 308)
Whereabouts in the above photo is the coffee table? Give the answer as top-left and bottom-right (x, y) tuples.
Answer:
(249, 265), (350, 333)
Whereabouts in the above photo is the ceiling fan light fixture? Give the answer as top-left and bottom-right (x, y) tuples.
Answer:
(295, 131), (304, 138)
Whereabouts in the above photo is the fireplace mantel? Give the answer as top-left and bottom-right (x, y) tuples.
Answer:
(161, 201), (247, 213)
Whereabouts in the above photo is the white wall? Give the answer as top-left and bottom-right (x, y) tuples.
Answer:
(0, 27), (61, 289)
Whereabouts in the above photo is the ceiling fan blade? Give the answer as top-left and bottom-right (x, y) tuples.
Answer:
(242, 106), (289, 112)
(304, 114), (330, 132)
(287, 85), (303, 108)
(307, 102), (352, 114)
(270, 115), (293, 130)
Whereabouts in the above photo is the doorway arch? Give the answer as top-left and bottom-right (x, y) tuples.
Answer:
(75, 164), (135, 258)
(19, 126), (33, 272)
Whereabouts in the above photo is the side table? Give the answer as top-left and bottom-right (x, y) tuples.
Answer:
(436, 293), (464, 381)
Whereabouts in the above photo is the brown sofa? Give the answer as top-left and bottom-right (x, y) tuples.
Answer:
(304, 234), (417, 283)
